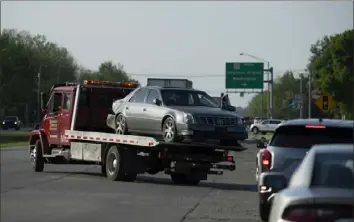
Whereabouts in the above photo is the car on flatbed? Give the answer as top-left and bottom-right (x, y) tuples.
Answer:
(266, 144), (353, 222)
(108, 86), (247, 145)
(255, 118), (353, 221)
(28, 80), (240, 185)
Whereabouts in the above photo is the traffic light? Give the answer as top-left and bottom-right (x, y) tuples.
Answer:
(322, 96), (328, 111)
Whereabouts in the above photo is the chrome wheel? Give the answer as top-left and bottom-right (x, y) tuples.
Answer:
(30, 148), (36, 164)
(163, 118), (175, 142)
(115, 114), (126, 134)
(107, 152), (118, 176)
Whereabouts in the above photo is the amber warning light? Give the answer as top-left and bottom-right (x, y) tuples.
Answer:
(83, 80), (138, 88)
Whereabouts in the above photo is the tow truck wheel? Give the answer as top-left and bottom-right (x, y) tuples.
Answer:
(162, 117), (179, 143)
(105, 145), (125, 181)
(170, 174), (200, 186)
(115, 114), (127, 135)
(31, 140), (44, 172)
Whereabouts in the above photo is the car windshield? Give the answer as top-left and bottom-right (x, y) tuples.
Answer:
(4, 116), (17, 121)
(312, 153), (354, 189)
(161, 89), (218, 107)
(269, 126), (353, 148)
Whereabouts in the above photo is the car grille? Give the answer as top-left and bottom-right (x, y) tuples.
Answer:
(199, 116), (236, 126)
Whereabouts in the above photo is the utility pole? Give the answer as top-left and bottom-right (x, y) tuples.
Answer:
(308, 72), (312, 118)
(269, 66), (274, 119)
(37, 65), (43, 122)
(299, 74), (303, 118)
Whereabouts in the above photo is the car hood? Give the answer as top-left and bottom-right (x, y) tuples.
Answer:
(168, 106), (239, 117)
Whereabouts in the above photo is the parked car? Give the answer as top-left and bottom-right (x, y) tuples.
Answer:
(255, 119), (354, 221)
(250, 119), (283, 135)
(108, 86), (248, 145)
(266, 144), (353, 222)
(1, 116), (21, 130)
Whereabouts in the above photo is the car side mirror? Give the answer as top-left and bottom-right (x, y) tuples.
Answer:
(259, 172), (288, 192)
(153, 98), (162, 106)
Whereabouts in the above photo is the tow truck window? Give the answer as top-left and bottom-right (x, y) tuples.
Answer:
(63, 93), (72, 111)
(48, 93), (62, 113)
(270, 126), (353, 148)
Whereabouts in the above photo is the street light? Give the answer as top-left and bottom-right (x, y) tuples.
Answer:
(240, 52), (274, 119)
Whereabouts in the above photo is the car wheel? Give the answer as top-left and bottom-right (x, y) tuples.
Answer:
(252, 127), (259, 135)
(162, 117), (178, 143)
(115, 114), (127, 135)
(259, 202), (270, 222)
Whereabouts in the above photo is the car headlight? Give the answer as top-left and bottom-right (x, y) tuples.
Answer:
(14, 122), (18, 125)
(2, 121), (4, 124)
(183, 113), (195, 124)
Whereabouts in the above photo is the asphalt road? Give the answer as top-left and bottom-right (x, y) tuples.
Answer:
(1, 142), (260, 222)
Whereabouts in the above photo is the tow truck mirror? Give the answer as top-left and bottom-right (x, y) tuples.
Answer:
(153, 98), (162, 106)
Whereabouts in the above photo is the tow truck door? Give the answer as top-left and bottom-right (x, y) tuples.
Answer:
(58, 91), (73, 145)
(42, 91), (63, 145)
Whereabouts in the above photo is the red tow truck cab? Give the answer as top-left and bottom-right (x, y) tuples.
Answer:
(29, 80), (139, 153)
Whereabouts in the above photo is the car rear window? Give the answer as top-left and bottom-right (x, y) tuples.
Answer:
(269, 125), (353, 148)
(312, 153), (353, 189)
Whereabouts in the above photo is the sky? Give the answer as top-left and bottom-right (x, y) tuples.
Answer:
(2, 1), (353, 107)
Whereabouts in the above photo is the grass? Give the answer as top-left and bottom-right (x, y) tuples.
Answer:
(248, 132), (273, 142)
(0, 131), (29, 148)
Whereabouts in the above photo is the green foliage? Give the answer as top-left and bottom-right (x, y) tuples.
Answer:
(308, 29), (353, 118)
(0, 29), (138, 124)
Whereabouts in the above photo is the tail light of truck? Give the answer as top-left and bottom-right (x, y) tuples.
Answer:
(261, 149), (272, 171)
(282, 205), (353, 222)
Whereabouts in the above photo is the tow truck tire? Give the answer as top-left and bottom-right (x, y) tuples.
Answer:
(170, 174), (200, 186)
(259, 202), (270, 222)
(115, 114), (127, 135)
(31, 140), (44, 172)
(105, 145), (137, 182)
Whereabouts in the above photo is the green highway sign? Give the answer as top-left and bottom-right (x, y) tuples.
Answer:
(225, 62), (264, 89)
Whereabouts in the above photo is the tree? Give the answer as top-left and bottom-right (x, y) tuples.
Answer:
(307, 29), (353, 118)
(246, 71), (322, 119)
(0, 29), (78, 123)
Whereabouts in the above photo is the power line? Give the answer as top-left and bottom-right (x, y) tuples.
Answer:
(127, 69), (307, 78)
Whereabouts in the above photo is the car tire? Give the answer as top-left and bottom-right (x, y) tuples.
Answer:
(259, 202), (270, 222)
(162, 117), (179, 143)
(115, 113), (127, 135)
(252, 127), (259, 135)
(31, 140), (45, 172)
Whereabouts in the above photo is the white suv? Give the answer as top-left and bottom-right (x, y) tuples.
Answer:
(250, 119), (282, 135)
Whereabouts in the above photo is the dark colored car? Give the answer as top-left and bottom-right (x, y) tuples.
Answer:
(1, 116), (21, 130)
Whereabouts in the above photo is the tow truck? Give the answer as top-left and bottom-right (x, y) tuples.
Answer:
(28, 80), (245, 185)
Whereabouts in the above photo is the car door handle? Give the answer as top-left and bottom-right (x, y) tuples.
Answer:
(143, 108), (147, 111)
(125, 106), (129, 110)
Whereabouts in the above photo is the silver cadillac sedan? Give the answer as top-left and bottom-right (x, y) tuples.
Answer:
(107, 86), (248, 145)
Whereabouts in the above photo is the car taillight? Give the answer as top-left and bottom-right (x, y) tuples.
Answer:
(283, 208), (315, 222)
(282, 205), (353, 222)
(261, 149), (271, 171)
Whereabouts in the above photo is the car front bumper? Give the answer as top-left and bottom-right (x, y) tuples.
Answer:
(176, 123), (248, 141)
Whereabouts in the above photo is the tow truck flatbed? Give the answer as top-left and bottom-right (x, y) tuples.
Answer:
(65, 130), (247, 152)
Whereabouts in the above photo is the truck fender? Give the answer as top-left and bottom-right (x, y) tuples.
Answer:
(29, 130), (50, 155)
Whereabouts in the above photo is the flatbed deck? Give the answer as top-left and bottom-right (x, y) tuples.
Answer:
(65, 130), (247, 151)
